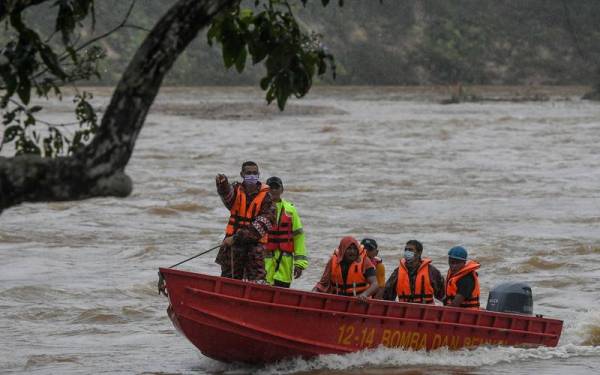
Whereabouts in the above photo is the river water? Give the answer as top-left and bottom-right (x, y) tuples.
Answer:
(1, 86), (599, 374)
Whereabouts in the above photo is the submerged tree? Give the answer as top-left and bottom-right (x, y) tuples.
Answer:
(0, 0), (338, 213)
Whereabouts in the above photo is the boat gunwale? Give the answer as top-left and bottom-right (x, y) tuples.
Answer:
(160, 267), (563, 327)
(182, 285), (560, 340)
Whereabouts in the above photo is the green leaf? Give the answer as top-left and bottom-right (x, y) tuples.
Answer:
(235, 47), (247, 73)
(222, 39), (239, 68)
(0, 67), (18, 105)
(65, 46), (79, 64)
(3, 125), (22, 143)
(24, 113), (36, 127)
(260, 77), (271, 90)
(206, 21), (221, 46)
(39, 44), (67, 79)
(2, 109), (17, 125)
(22, 139), (41, 155)
(43, 137), (53, 157)
(276, 90), (288, 111)
(239, 8), (254, 24)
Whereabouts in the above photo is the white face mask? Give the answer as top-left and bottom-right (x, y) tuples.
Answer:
(243, 174), (259, 184)
(403, 250), (415, 262)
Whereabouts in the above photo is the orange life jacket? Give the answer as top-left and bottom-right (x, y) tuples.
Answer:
(225, 183), (269, 243)
(359, 244), (366, 256)
(396, 258), (435, 304)
(266, 206), (293, 253)
(445, 260), (481, 309)
(330, 253), (370, 296)
(360, 245), (381, 268)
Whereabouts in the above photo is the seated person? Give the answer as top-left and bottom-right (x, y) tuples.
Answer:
(444, 246), (480, 309)
(312, 236), (378, 301)
(360, 238), (386, 299)
(383, 240), (444, 304)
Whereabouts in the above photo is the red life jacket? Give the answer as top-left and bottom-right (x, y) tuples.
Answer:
(330, 253), (369, 296)
(395, 258), (434, 304)
(445, 260), (481, 309)
(225, 183), (269, 243)
(266, 205), (293, 253)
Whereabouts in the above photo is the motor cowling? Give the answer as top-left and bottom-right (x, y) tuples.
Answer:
(486, 282), (533, 315)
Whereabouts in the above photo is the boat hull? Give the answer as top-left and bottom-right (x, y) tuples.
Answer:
(160, 268), (562, 364)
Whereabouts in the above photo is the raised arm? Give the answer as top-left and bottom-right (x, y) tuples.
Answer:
(215, 174), (235, 210)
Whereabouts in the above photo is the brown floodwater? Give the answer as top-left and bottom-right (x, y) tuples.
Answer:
(1, 86), (599, 374)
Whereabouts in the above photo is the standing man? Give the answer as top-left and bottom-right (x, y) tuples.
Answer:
(264, 176), (308, 288)
(383, 240), (445, 304)
(360, 238), (386, 299)
(444, 246), (480, 309)
(215, 161), (275, 281)
(312, 236), (379, 301)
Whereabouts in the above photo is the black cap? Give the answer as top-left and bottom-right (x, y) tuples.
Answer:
(266, 176), (283, 188)
(361, 238), (378, 250)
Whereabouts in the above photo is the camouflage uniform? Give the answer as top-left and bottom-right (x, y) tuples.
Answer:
(215, 181), (275, 281)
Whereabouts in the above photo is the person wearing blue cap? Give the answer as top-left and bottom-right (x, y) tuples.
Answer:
(444, 246), (481, 309)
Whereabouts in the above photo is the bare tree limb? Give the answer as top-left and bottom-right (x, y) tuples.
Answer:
(68, 0), (139, 58)
(25, 0), (142, 85)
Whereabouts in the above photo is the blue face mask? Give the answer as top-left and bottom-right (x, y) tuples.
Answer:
(403, 250), (415, 262)
(243, 174), (259, 184)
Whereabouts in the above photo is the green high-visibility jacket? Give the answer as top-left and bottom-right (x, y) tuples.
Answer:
(265, 199), (308, 285)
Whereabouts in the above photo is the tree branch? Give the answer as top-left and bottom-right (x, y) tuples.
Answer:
(25, 0), (140, 85)
(0, 0), (238, 213)
(68, 0), (139, 58)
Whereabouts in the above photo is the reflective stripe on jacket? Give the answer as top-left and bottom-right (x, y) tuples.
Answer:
(445, 260), (481, 309)
(330, 253), (369, 296)
(225, 183), (269, 243)
(396, 258), (434, 304)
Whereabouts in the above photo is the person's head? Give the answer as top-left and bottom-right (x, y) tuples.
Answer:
(448, 246), (468, 274)
(404, 240), (423, 264)
(266, 176), (283, 201)
(337, 236), (361, 264)
(240, 161), (259, 186)
(344, 244), (359, 263)
(361, 238), (378, 259)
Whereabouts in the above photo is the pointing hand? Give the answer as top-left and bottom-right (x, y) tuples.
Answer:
(215, 174), (228, 187)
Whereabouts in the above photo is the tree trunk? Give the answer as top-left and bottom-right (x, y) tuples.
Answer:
(0, 0), (237, 213)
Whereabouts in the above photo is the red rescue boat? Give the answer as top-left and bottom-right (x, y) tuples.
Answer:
(159, 268), (562, 364)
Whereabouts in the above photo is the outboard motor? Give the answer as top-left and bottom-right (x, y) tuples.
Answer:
(486, 282), (533, 315)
